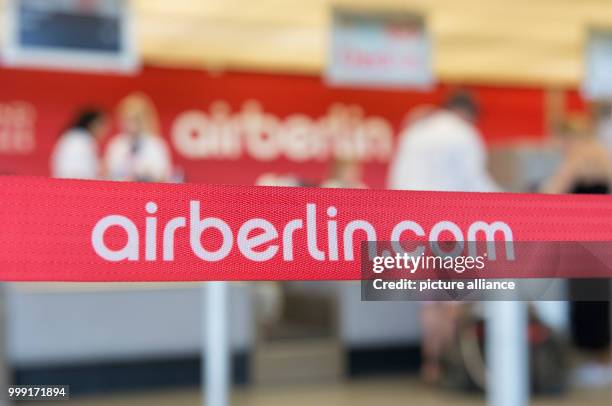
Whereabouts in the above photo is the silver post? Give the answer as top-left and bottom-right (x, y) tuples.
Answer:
(486, 301), (529, 406)
(203, 282), (230, 406)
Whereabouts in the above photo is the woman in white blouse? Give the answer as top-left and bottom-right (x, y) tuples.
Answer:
(105, 93), (173, 182)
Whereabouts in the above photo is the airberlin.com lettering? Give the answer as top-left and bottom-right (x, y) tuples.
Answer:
(91, 201), (514, 264)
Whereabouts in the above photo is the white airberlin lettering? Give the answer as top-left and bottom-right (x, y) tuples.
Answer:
(170, 101), (393, 163)
(91, 201), (514, 262)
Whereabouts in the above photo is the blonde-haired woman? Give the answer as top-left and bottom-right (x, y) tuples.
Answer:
(104, 93), (173, 182)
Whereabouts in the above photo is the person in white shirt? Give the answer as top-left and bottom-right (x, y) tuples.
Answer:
(51, 109), (107, 179)
(388, 92), (499, 383)
(388, 92), (498, 192)
(105, 93), (172, 182)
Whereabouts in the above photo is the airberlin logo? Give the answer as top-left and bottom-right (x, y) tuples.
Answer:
(91, 201), (515, 263)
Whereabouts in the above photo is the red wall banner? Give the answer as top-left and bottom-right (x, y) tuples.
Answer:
(0, 66), (547, 187)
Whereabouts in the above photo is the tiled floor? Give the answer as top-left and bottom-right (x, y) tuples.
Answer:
(24, 377), (612, 406)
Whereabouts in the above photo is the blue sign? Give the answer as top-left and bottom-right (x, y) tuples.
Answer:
(2, 0), (137, 73)
(18, 0), (122, 52)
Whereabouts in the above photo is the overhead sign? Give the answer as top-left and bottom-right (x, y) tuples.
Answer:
(2, 0), (138, 72)
(326, 9), (434, 89)
(583, 30), (612, 100)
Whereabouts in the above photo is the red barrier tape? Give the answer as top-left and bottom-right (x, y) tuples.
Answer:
(1, 176), (612, 282)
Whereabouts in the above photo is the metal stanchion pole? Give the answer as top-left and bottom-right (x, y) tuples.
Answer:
(486, 301), (529, 406)
(203, 282), (230, 406)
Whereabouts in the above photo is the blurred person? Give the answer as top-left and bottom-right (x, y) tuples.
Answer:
(105, 93), (172, 182)
(388, 92), (498, 192)
(51, 108), (107, 179)
(321, 159), (367, 188)
(542, 120), (611, 387)
(542, 116), (610, 194)
(388, 92), (499, 383)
